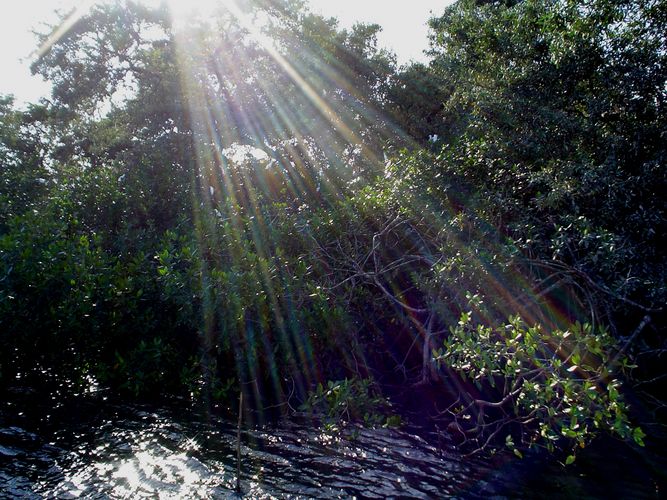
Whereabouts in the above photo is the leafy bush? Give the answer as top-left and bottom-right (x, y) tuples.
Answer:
(435, 312), (644, 461)
(300, 378), (400, 428)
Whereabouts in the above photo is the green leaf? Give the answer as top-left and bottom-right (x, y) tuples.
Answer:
(565, 455), (576, 465)
(633, 427), (646, 447)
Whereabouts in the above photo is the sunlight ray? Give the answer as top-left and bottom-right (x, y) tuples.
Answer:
(33, 0), (96, 60)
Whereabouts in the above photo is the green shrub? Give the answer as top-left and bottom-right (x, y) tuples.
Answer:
(301, 378), (400, 428)
(435, 313), (644, 461)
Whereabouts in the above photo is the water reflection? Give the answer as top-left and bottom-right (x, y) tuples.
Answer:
(1, 395), (498, 499)
(1, 393), (662, 499)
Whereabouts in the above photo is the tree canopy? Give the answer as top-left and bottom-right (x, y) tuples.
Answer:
(1, 0), (664, 461)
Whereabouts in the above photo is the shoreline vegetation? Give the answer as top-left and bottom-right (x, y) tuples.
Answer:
(1, 0), (665, 479)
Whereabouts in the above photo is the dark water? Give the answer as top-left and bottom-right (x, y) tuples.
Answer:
(0, 390), (664, 499)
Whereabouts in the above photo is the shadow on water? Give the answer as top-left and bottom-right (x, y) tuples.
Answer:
(1, 388), (665, 499)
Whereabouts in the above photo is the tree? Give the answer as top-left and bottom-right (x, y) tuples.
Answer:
(3, 0), (406, 404)
(0, 0), (657, 461)
(409, 0), (667, 336)
(0, 97), (50, 225)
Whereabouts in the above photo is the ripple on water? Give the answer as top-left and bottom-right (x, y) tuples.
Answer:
(0, 399), (496, 499)
(2, 395), (663, 499)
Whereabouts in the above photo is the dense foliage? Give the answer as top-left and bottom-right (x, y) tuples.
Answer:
(0, 0), (664, 461)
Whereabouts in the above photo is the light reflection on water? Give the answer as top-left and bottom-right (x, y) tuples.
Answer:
(0, 397), (494, 499)
(39, 412), (241, 499)
(1, 394), (662, 499)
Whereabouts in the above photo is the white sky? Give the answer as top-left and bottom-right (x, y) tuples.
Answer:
(0, 0), (451, 106)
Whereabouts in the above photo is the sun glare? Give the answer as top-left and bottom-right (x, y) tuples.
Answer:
(34, 0), (96, 60)
(160, 0), (231, 20)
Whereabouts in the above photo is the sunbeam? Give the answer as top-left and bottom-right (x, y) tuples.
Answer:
(34, 0), (97, 60)
(7, 1), (661, 490)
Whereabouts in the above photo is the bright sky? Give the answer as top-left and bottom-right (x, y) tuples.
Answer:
(0, 0), (451, 106)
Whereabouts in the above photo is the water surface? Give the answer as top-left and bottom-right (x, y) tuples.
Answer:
(0, 391), (663, 498)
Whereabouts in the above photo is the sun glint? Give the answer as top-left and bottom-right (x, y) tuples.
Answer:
(160, 0), (233, 21)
